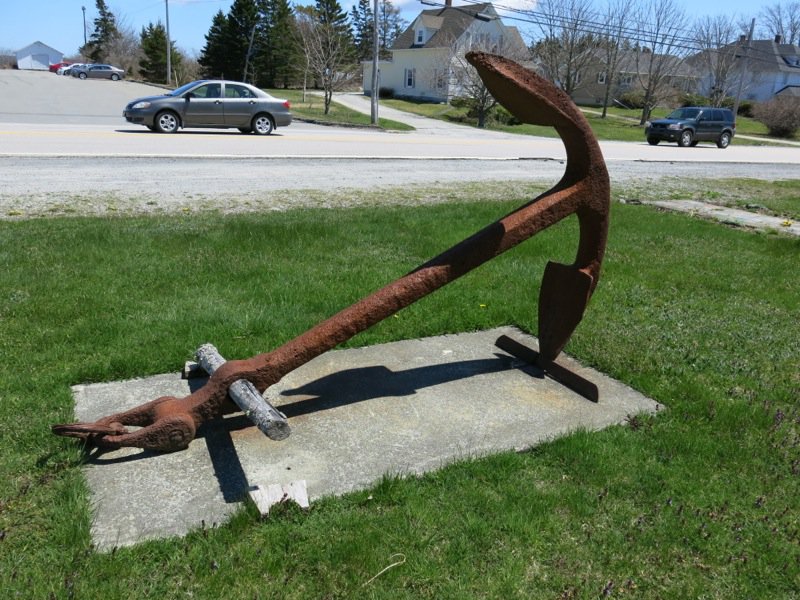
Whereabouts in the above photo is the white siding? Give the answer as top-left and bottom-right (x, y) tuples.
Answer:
(15, 42), (63, 70)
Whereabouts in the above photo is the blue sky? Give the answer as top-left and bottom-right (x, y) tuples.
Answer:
(2, 0), (778, 58)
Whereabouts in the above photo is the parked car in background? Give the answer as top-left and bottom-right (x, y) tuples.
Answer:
(62, 63), (87, 76)
(49, 61), (71, 73)
(123, 80), (292, 135)
(645, 107), (736, 149)
(72, 64), (124, 80)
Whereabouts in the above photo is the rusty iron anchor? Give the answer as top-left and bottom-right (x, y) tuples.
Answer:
(52, 52), (610, 452)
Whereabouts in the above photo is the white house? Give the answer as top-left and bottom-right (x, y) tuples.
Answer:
(741, 37), (800, 101)
(363, 1), (527, 102)
(691, 36), (800, 102)
(15, 41), (63, 70)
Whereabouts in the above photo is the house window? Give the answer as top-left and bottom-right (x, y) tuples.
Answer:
(619, 73), (633, 86)
(434, 69), (446, 89)
(416, 30), (424, 44)
(597, 71), (607, 84)
(405, 68), (416, 88)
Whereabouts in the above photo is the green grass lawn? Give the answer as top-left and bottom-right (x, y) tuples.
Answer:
(269, 88), (413, 131)
(1, 181), (798, 598)
(382, 97), (793, 145)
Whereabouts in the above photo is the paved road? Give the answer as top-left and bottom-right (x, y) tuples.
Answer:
(1, 69), (799, 217)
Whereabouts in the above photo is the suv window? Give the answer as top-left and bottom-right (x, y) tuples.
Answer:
(667, 108), (701, 119)
(712, 109), (724, 121)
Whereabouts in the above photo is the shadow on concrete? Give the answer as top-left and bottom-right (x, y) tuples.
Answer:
(85, 354), (533, 503)
(277, 355), (529, 417)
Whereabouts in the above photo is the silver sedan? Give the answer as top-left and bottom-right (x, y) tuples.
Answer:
(122, 80), (292, 135)
(73, 64), (125, 80)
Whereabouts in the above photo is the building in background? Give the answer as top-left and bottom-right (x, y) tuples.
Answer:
(15, 41), (64, 70)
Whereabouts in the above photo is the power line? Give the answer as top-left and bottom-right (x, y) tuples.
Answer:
(423, 0), (796, 70)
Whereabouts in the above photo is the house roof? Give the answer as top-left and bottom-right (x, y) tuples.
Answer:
(392, 3), (496, 50)
(15, 41), (63, 56)
(715, 38), (800, 74)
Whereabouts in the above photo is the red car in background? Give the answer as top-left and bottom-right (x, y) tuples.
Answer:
(49, 62), (72, 73)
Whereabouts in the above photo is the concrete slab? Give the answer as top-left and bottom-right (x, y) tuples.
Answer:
(72, 326), (661, 550)
(646, 199), (800, 237)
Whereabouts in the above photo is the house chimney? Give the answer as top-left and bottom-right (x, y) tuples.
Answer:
(445, 0), (452, 6)
(775, 34), (782, 43)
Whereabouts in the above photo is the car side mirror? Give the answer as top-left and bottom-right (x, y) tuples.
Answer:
(185, 92), (194, 101)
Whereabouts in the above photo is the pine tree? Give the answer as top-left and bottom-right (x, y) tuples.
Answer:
(315, 0), (350, 33)
(295, 2), (358, 113)
(199, 11), (230, 78)
(254, 0), (297, 88)
(378, 0), (406, 58)
(225, 0), (261, 82)
(350, 0), (374, 63)
(139, 21), (182, 84)
(82, 0), (119, 62)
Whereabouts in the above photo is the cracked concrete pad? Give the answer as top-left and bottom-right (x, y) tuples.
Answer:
(72, 326), (661, 550)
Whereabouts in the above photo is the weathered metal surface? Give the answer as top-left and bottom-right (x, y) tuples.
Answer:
(52, 52), (610, 452)
(195, 343), (291, 440)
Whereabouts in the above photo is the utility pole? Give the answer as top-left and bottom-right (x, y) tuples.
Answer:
(165, 0), (172, 86)
(370, 0), (380, 124)
(82, 6), (87, 46)
(243, 24), (256, 83)
(732, 18), (755, 120)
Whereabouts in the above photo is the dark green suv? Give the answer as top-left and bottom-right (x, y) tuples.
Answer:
(645, 107), (736, 149)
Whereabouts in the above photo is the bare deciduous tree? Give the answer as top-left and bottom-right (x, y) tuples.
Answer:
(759, 1), (800, 44)
(632, 0), (690, 124)
(426, 16), (529, 128)
(294, 7), (357, 114)
(457, 38), (530, 127)
(597, 0), (634, 117)
(692, 15), (747, 106)
(104, 17), (142, 77)
(529, 0), (598, 97)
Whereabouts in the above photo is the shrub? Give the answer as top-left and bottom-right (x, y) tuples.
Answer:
(753, 96), (800, 138)
(449, 96), (470, 109)
(680, 93), (711, 107)
(616, 91), (645, 109)
(736, 100), (754, 118)
(492, 105), (521, 126)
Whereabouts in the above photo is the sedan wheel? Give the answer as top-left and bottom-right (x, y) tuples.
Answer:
(677, 129), (693, 147)
(110, 73), (120, 81)
(252, 114), (274, 135)
(717, 132), (731, 149)
(78, 72), (87, 80)
(154, 111), (180, 134)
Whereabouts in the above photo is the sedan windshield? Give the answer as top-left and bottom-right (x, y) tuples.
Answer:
(667, 108), (701, 120)
(169, 81), (206, 97)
